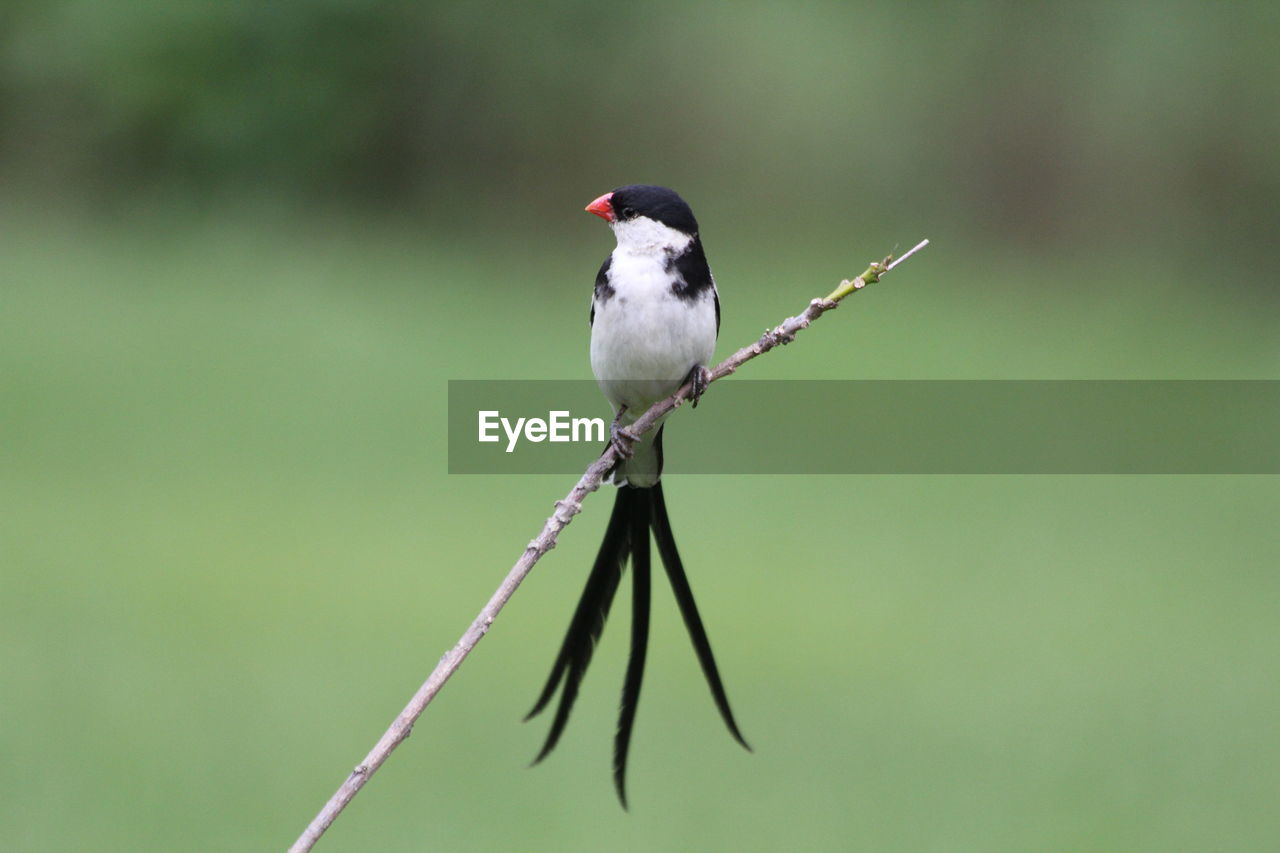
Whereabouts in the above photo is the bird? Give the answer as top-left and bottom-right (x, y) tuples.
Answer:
(524, 185), (750, 808)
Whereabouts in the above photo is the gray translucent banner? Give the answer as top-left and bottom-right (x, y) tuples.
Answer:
(447, 380), (1280, 474)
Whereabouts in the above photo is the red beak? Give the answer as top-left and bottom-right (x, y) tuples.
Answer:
(585, 192), (615, 222)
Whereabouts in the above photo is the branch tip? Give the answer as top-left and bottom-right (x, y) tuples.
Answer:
(887, 238), (929, 271)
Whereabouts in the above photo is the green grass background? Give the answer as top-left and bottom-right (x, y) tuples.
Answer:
(3, 209), (1277, 851)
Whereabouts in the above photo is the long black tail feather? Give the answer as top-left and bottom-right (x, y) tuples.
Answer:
(613, 490), (650, 808)
(526, 488), (633, 763)
(527, 481), (749, 805)
(650, 484), (751, 751)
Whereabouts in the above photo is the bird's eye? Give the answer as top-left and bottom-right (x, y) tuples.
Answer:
(620, 206), (636, 219)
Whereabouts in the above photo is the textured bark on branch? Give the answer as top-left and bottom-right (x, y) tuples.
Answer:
(288, 239), (929, 852)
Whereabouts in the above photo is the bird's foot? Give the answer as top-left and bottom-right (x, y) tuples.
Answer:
(610, 409), (639, 458)
(686, 363), (712, 408)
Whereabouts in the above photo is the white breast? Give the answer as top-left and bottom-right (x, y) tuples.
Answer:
(590, 247), (717, 415)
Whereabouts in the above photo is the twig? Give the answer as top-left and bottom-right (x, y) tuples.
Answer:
(288, 239), (929, 852)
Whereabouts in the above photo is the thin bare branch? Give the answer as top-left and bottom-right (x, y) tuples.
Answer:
(289, 240), (929, 852)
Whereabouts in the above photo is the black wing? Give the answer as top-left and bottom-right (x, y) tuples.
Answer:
(590, 254), (613, 326)
(668, 238), (718, 335)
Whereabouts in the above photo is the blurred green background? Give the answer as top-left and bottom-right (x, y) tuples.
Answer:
(3, 3), (1278, 851)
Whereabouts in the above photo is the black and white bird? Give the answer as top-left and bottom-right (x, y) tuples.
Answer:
(525, 185), (750, 807)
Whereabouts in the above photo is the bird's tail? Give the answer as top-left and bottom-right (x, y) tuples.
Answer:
(525, 480), (750, 808)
